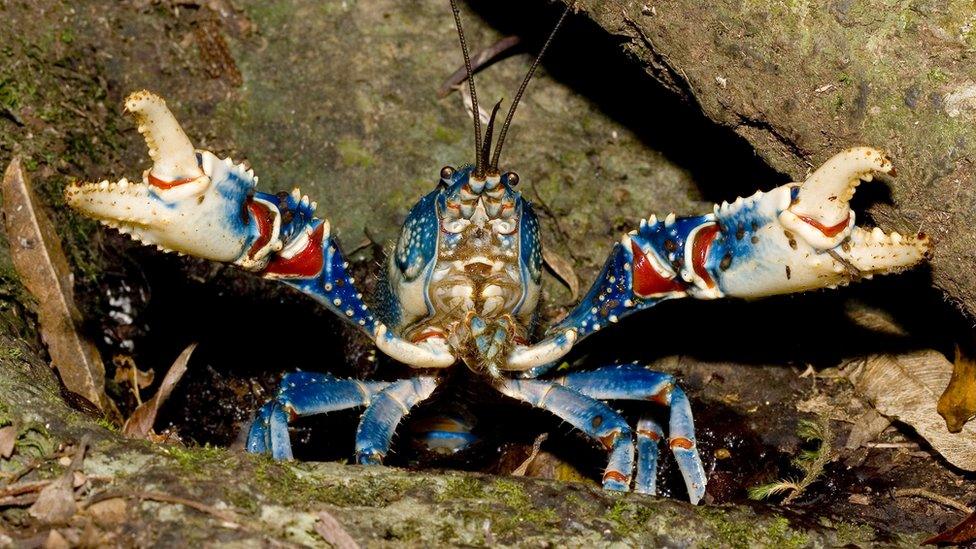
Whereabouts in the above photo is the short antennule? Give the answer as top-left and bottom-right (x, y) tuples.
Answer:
(490, 3), (573, 171)
(449, 0), (485, 177)
(481, 100), (504, 174)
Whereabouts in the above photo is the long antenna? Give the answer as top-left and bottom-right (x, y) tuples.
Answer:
(450, 0), (484, 176)
(490, 3), (572, 170)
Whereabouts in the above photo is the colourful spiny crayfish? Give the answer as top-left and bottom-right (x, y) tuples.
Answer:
(65, 2), (929, 504)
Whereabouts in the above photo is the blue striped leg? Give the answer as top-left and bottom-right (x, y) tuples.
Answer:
(556, 363), (707, 504)
(355, 377), (439, 464)
(498, 380), (634, 491)
(634, 415), (664, 495)
(247, 372), (391, 459)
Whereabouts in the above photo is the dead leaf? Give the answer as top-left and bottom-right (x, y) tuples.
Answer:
(437, 35), (521, 97)
(542, 248), (580, 301)
(314, 510), (360, 549)
(1, 158), (111, 412)
(844, 301), (908, 337)
(87, 497), (127, 526)
(30, 436), (87, 523)
(42, 529), (70, 549)
(122, 343), (197, 439)
(112, 355), (155, 389)
(113, 355), (154, 405)
(512, 433), (548, 476)
(850, 350), (976, 470)
(845, 409), (891, 450)
(924, 511), (976, 545)
(938, 346), (976, 433)
(28, 478), (76, 523)
(0, 425), (16, 458)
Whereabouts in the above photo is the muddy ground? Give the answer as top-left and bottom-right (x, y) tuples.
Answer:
(0, 0), (973, 546)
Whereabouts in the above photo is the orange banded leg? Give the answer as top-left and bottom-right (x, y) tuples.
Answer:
(498, 380), (634, 491)
(554, 362), (706, 504)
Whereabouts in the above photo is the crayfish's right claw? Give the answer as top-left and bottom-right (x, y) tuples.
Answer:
(65, 90), (278, 268)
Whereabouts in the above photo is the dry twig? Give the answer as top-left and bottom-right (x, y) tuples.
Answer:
(894, 488), (973, 515)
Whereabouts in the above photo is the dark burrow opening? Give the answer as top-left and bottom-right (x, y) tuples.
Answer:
(65, 0), (972, 538)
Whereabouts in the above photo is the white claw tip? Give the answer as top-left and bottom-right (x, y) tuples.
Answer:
(123, 90), (202, 183)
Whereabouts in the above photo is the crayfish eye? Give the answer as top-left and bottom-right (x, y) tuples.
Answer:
(504, 171), (519, 186)
(440, 165), (456, 181)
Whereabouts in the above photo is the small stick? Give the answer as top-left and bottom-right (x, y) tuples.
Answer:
(865, 442), (919, 449)
(894, 488), (973, 514)
(437, 36), (521, 98)
(85, 489), (240, 526)
(512, 433), (548, 476)
(2, 449), (72, 486)
(0, 480), (51, 498)
(0, 493), (41, 507)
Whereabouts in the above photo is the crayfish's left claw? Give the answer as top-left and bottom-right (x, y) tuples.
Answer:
(779, 146), (888, 250)
(777, 147), (930, 280)
(711, 147), (930, 298)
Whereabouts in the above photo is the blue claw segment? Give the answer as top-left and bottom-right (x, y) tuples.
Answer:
(254, 201), (381, 335)
(249, 401), (294, 459)
(275, 372), (390, 416)
(268, 401), (293, 460)
(246, 373), (393, 460)
(354, 377), (438, 464)
(557, 362), (674, 401)
(410, 414), (480, 455)
(634, 416), (663, 495)
(553, 363), (706, 504)
(544, 214), (715, 344)
(500, 380), (634, 491)
(668, 386), (707, 505)
(246, 401), (273, 455)
(246, 401), (292, 459)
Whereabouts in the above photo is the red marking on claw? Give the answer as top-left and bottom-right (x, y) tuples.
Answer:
(265, 223), (325, 277)
(630, 240), (684, 297)
(797, 213), (850, 238)
(646, 383), (672, 405)
(247, 200), (276, 258)
(148, 173), (197, 189)
(411, 330), (447, 343)
(692, 224), (720, 288)
(603, 470), (628, 483)
(637, 429), (661, 441)
(670, 437), (695, 450)
(598, 431), (620, 450)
